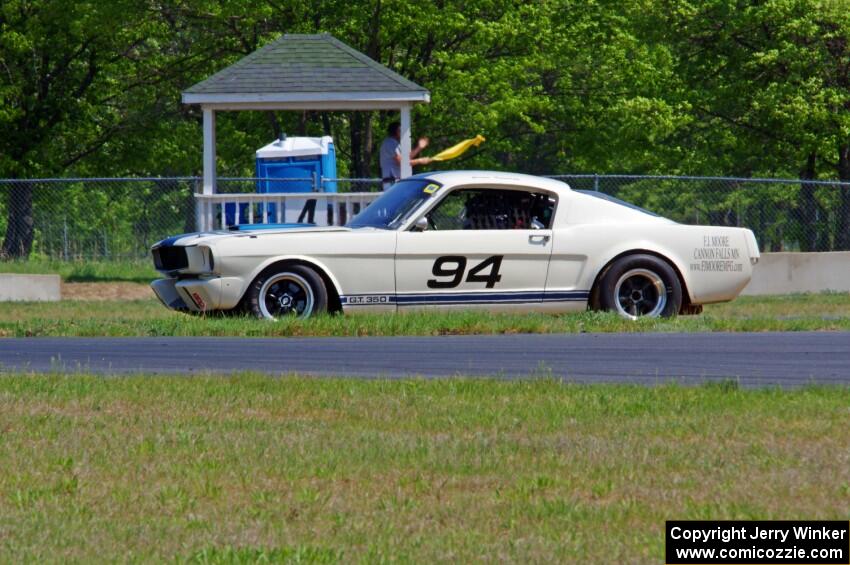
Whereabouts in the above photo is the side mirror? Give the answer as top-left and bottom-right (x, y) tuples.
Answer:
(412, 216), (429, 232)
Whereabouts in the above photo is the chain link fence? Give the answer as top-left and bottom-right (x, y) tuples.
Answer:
(551, 175), (850, 253)
(0, 177), (381, 260)
(0, 174), (848, 260)
(0, 177), (198, 261)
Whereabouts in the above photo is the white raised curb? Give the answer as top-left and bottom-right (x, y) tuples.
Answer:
(743, 252), (850, 295)
(0, 273), (61, 302)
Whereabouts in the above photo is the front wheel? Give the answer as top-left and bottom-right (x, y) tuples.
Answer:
(248, 264), (328, 320)
(597, 254), (682, 319)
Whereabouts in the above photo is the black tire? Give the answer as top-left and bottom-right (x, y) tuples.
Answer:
(248, 264), (328, 320)
(596, 254), (682, 319)
(680, 303), (703, 316)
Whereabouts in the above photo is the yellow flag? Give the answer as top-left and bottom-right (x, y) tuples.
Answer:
(431, 134), (486, 161)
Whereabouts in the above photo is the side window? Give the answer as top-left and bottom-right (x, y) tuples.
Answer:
(427, 188), (556, 230)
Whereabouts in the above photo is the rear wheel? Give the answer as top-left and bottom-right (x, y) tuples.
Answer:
(248, 264), (328, 320)
(597, 254), (682, 319)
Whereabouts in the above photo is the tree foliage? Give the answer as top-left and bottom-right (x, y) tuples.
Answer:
(1, 0), (849, 256)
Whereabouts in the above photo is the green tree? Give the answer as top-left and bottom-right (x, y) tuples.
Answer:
(4, 0), (849, 258)
(0, 0), (208, 256)
(653, 0), (850, 249)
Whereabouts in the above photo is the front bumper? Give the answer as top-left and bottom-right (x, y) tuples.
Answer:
(151, 276), (244, 312)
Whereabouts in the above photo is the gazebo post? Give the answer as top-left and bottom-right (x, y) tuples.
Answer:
(399, 104), (412, 178)
(202, 107), (217, 195)
(198, 106), (216, 231)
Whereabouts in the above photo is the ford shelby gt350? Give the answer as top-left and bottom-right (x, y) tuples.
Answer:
(150, 171), (759, 320)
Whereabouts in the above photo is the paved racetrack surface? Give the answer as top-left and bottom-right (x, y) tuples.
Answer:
(1, 332), (848, 387)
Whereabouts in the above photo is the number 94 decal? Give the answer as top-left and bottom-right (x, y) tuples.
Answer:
(427, 255), (503, 289)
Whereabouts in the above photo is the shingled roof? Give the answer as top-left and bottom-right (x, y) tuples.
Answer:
(183, 33), (429, 107)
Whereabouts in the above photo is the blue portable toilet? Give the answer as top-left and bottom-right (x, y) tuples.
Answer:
(256, 135), (337, 193)
(226, 135), (338, 226)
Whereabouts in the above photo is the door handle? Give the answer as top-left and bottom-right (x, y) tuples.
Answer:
(528, 234), (550, 244)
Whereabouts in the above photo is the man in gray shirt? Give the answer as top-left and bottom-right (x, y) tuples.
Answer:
(379, 121), (432, 190)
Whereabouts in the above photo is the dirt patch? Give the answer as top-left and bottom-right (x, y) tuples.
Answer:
(62, 282), (153, 301)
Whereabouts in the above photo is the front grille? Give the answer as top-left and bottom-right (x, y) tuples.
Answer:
(153, 246), (188, 271)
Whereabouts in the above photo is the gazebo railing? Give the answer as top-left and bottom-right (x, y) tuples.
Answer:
(194, 176), (383, 231)
(194, 192), (381, 231)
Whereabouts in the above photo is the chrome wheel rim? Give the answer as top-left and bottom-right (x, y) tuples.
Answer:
(259, 273), (314, 319)
(613, 268), (667, 320)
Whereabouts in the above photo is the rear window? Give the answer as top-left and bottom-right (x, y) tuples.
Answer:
(575, 190), (660, 217)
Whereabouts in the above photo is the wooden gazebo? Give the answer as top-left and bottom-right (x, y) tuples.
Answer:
(182, 33), (431, 197)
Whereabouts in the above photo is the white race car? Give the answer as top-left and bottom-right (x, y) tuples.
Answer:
(151, 171), (759, 320)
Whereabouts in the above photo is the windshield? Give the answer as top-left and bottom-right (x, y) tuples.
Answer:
(347, 179), (440, 229)
(575, 190), (660, 217)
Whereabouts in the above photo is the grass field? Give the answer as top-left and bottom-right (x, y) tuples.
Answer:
(2, 259), (849, 336)
(0, 258), (156, 283)
(0, 375), (847, 562)
(1, 291), (849, 337)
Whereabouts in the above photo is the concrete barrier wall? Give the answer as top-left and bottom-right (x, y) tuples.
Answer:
(0, 256), (846, 301)
(0, 274), (61, 301)
(743, 252), (850, 295)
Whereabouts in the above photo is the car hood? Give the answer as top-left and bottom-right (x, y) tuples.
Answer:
(152, 225), (353, 248)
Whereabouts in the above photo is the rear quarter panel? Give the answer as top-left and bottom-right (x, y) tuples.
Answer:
(548, 224), (754, 305)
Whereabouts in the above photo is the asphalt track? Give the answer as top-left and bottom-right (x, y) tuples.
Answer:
(0, 332), (848, 386)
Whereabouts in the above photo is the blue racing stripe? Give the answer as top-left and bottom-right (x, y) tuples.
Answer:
(341, 290), (589, 305)
(153, 233), (196, 247)
(397, 292), (542, 304)
(541, 291), (590, 302)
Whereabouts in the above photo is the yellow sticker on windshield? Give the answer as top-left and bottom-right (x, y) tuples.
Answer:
(423, 183), (440, 194)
